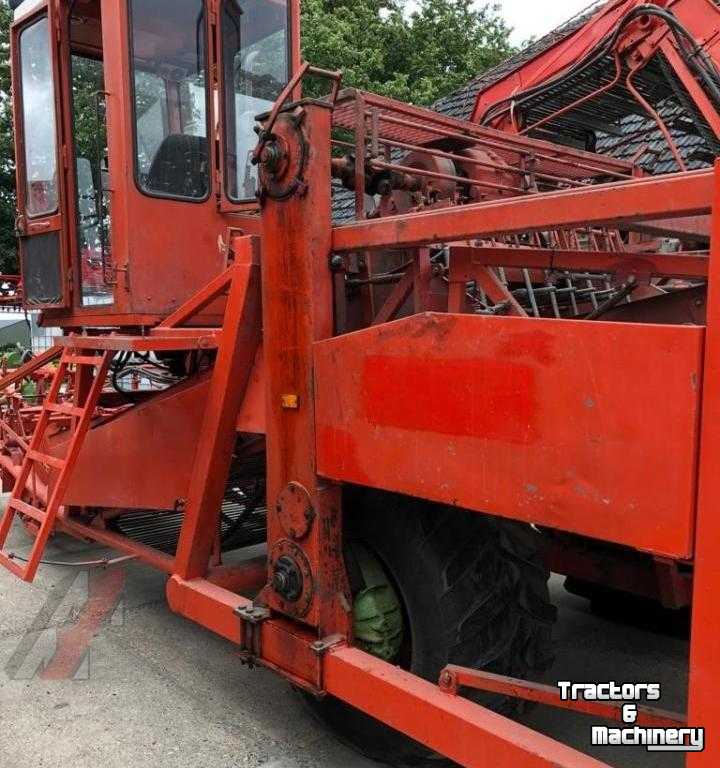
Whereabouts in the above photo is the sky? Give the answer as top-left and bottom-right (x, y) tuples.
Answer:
(497, 0), (601, 45)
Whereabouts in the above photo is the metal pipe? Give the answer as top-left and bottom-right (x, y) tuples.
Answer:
(60, 518), (176, 574)
(625, 61), (688, 173)
(368, 136), (588, 188)
(520, 52), (624, 137)
(376, 113), (633, 180)
(369, 159), (526, 195)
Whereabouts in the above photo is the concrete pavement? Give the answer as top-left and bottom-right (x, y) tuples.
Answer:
(0, 522), (689, 768)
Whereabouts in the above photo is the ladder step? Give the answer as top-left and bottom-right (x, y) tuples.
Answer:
(45, 402), (85, 418)
(64, 354), (105, 368)
(0, 551), (26, 579)
(8, 498), (46, 522)
(0, 349), (112, 583)
(27, 450), (65, 471)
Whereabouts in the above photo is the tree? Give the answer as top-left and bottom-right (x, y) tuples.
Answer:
(0, 1), (16, 275)
(301, 0), (514, 106)
(398, 0), (515, 104)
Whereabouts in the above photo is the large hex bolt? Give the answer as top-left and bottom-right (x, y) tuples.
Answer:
(272, 555), (304, 602)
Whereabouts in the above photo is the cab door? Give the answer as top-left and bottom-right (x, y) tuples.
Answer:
(12, 2), (70, 308)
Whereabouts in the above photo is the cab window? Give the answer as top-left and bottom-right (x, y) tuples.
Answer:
(19, 16), (59, 218)
(71, 53), (113, 306)
(130, 0), (209, 201)
(222, 0), (289, 201)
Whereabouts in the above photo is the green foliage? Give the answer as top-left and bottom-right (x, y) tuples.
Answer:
(0, 2), (17, 274)
(70, 55), (106, 176)
(0, 343), (36, 398)
(301, 0), (514, 105)
(0, 341), (27, 368)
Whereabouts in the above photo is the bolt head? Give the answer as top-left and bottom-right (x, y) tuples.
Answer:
(272, 555), (303, 602)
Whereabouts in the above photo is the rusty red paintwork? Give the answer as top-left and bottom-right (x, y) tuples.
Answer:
(2, 0), (720, 766)
(314, 312), (703, 558)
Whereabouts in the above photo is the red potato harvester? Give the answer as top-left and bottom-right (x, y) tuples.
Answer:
(0, 0), (718, 765)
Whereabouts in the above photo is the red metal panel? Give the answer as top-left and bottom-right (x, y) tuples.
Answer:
(61, 375), (209, 510)
(236, 346), (265, 435)
(315, 313), (703, 557)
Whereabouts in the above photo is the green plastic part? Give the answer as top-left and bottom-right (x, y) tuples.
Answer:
(20, 379), (37, 398)
(351, 544), (404, 662)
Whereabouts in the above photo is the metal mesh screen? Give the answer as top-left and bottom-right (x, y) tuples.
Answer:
(21, 232), (63, 307)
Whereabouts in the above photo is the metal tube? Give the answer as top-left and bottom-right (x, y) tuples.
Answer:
(369, 159), (525, 195)
(370, 136), (587, 188)
(376, 112), (632, 180)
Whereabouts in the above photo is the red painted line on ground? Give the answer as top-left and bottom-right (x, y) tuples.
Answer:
(40, 568), (125, 680)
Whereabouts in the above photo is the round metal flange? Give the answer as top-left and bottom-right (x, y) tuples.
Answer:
(269, 539), (314, 618)
(258, 109), (308, 201)
(272, 555), (304, 601)
(276, 481), (315, 540)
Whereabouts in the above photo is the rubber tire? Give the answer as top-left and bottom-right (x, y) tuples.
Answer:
(306, 489), (556, 767)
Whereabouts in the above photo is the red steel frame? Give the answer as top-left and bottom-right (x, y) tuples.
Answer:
(255, 103), (716, 767)
(2, 0), (720, 766)
(473, 0), (720, 136)
(161, 103), (718, 766)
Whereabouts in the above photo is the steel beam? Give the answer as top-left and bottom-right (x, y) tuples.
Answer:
(688, 161), (720, 766)
(332, 169), (714, 252)
(174, 242), (262, 580)
(324, 646), (610, 768)
(450, 245), (709, 280)
(259, 103), (351, 636)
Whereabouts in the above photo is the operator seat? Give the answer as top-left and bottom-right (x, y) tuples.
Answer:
(146, 134), (209, 199)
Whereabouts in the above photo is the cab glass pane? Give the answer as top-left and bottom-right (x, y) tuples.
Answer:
(20, 17), (59, 217)
(130, 0), (209, 200)
(222, 0), (289, 201)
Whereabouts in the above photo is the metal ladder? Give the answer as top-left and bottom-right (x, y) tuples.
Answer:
(0, 349), (113, 582)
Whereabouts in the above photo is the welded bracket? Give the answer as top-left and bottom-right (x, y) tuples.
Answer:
(235, 604), (271, 666)
(310, 634), (345, 656)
